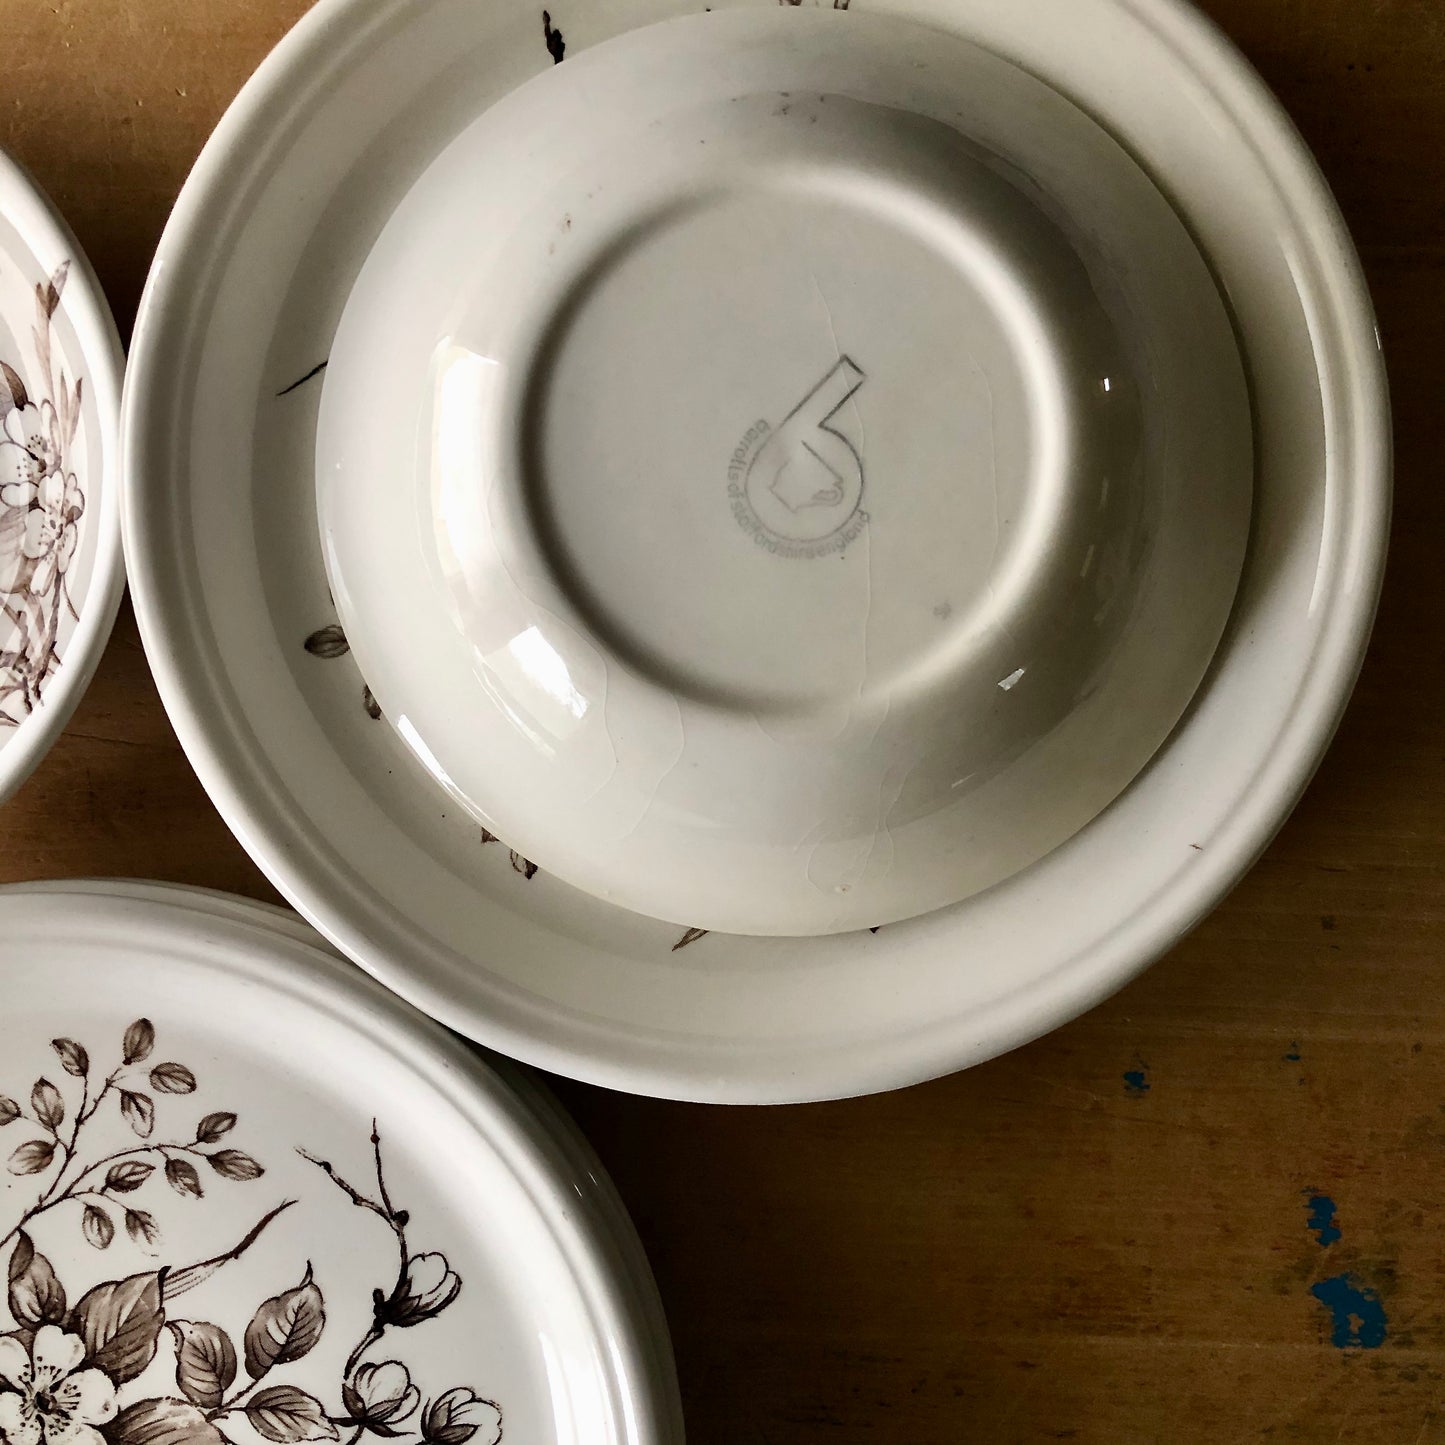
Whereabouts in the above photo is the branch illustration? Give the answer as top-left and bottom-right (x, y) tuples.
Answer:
(164, 1198), (298, 1300)
(2, 1021), (262, 1260)
(300, 1123), (416, 1377)
(296, 1126), (499, 1445)
(3, 1038), (500, 1445)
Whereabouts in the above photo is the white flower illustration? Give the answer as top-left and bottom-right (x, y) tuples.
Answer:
(0, 1326), (118, 1445)
(422, 1387), (502, 1445)
(0, 403), (59, 506)
(21, 469), (83, 597)
(343, 1360), (420, 1428)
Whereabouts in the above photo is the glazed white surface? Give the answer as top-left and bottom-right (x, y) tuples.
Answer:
(317, 9), (1250, 934)
(122, 0), (1388, 1101)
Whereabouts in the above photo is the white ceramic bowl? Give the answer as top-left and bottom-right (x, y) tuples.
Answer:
(122, 0), (1388, 1102)
(0, 151), (124, 802)
(317, 8), (1251, 936)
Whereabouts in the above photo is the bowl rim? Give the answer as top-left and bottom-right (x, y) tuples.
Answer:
(120, 0), (1391, 1103)
(0, 149), (126, 805)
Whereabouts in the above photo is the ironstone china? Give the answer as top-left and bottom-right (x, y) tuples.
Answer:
(121, 0), (1389, 1101)
(0, 881), (684, 1445)
(0, 150), (124, 804)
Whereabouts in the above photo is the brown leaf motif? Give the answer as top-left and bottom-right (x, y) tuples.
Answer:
(246, 1386), (339, 1443)
(7, 1232), (67, 1327)
(7, 1137), (55, 1175)
(207, 1149), (263, 1181)
(0, 1094), (19, 1125)
(108, 1399), (226, 1445)
(52, 1038), (89, 1077)
(106, 1160), (155, 1193)
(83, 1202), (115, 1250)
(303, 624), (386, 723)
(125, 1208), (161, 1250)
(168, 1320), (237, 1411)
(68, 1269), (166, 1384)
(120, 1089), (156, 1139)
(123, 1018), (156, 1065)
(42, 260), (70, 320)
(542, 9), (565, 63)
(243, 1264), (325, 1379)
(0, 360), (28, 414)
(303, 622), (388, 725)
(303, 624), (349, 660)
(31, 1078), (64, 1130)
(150, 1064), (197, 1095)
(165, 1158), (203, 1198)
(194, 1112), (236, 1144)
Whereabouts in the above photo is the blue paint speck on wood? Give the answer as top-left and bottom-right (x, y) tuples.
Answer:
(1123, 1067), (1149, 1096)
(1284, 1040), (1302, 1062)
(1304, 1193), (1341, 1247)
(1310, 1273), (1387, 1349)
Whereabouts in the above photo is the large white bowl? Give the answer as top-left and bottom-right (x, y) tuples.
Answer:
(121, 0), (1388, 1103)
(317, 8), (1251, 936)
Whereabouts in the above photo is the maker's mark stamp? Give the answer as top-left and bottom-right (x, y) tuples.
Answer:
(727, 357), (868, 559)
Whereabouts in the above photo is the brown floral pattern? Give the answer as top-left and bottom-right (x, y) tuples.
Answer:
(0, 262), (86, 725)
(1, 1024), (502, 1445)
(303, 625), (380, 722)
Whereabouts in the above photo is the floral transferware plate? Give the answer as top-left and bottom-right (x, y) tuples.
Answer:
(121, 0), (1388, 1100)
(0, 151), (124, 802)
(8, 877), (683, 1409)
(0, 883), (684, 1445)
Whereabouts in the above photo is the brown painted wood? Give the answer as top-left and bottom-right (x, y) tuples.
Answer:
(4, 1), (1441, 1439)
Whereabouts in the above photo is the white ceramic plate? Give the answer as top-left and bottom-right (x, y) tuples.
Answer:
(122, 0), (1388, 1101)
(316, 7), (1251, 935)
(10, 877), (681, 1400)
(0, 882), (683, 1445)
(0, 151), (124, 802)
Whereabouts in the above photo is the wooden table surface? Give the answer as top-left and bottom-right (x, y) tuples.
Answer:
(5, 1), (1441, 1440)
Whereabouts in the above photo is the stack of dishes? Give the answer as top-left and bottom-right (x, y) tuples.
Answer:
(111, 0), (1387, 1103)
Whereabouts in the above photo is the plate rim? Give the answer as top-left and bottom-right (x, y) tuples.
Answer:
(119, 0), (1391, 1103)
